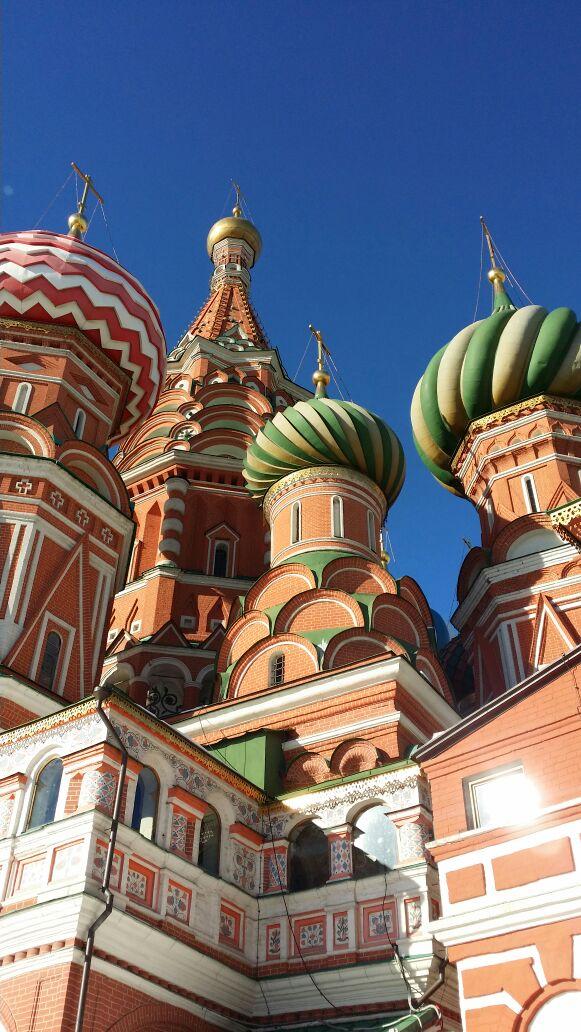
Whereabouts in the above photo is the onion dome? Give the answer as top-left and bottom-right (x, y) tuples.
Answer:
(244, 392), (405, 509)
(0, 229), (166, 438)
(411, 229), (581, 495)
(206, 201), (262, 266)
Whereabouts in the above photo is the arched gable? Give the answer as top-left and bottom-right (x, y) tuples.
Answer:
(371, 594), (429, 648)
(456, 547), (490, 603)
(57, 442), (129, 512)
(330, 739), (380, 776)
(217, 611), (270, 672)
(275, 589), (363, 635)
(228, 634), (319, 699)
(397, 575), (433, 626)
(0, 412), (54, 457)
(284, 752), (330, 789)
(322, 629), (407, 671)
(245, 564), (316, 613)
(492, 513), (563, 565)
(321, 556), (397, 596)
(414, 648), (454, 704)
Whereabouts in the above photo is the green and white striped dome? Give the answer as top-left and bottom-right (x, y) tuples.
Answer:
(243, 397), (405, 508)
(411, 286), (581, 495)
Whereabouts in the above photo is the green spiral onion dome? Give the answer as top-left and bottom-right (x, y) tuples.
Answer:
(243, 396), (406, 508)
(411, 281), (581, 495)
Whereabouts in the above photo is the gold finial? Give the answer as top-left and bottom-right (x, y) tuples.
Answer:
(308, 324), (331, 397)
(68, 162), (104, 238)
(232, 181), (243, 218)
(380, 546), (390, 568)
(480, 215), (506, 291)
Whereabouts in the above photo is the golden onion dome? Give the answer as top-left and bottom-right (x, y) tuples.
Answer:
(206, 203), (262, 265)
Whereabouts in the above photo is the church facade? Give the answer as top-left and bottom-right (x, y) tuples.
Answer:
(0, 190), (579, 1032)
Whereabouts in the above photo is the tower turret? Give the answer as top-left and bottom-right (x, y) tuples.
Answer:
(0, 176), (166, 721)
(411, 221), (581, 704)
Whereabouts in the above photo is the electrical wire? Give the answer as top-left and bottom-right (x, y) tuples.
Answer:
(472, 224), (485, 322)
(99, 202), (120, 263)
(33, 169), (74, 229)
(255, 895), (271, 1017)
(294, 329), (315, 381)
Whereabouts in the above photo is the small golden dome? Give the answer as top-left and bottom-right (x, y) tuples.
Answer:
(206, 204), (262, 264)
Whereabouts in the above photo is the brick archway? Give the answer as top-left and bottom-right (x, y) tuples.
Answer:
(106, 1004), (217, 1031)
(0, 996), (18, 1032)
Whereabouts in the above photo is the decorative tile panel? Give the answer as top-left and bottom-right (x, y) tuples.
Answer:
(398, 820), (431, 861)
(262, 846), (287, 893)
(51, 841), (82, 882)
(232, 843), (257, 892)
(329, 833), (353, 880)
(266, 922), (281, 960)
(219, 900), (244, 950)
(292, 914), (326, 956)
(126, 859), (155, 907)
(0, 795), (14, 838)
(405, 896), (422, 936)
(15, 855), (45, 894)
(359, 898), (397, 947)
(78, 769), (117, 814)
(91, 839), (122, 890)
(170, 812), (188, 854)
(166, 881), (192, 924)
(333, 911), (349, 949)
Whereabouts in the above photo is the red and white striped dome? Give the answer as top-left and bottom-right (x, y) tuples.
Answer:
(0, 230), (166, 439)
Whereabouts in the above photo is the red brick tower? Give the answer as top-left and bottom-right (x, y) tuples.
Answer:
(412, 224), (581, 708)
(0, 187), (165, 724)
(103, 201), (310, 715)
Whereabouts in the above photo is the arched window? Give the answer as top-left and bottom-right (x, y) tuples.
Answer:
(13, 382), (32, 414)
(367, 510), (377, 552)
(288, 822), (329, 891)
(270, 653), (285, 688)
(291, 501), (301, 545)
(72, 408), (86, 439)
(38, 632), (62, 691)
(352, 805), (398, 879)
(522, 473), (540, 513)
(131, 767), (159, 840)
(331, 496), (344, 538)
(213, 541), (229, 577)
(27, 758), (63, 830)
(198, 806), (221, 876)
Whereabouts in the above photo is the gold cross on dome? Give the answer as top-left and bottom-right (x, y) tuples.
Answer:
(308, 325), (330, 372)
(232, 180), (242, 216)
(68, 162), (104, 238)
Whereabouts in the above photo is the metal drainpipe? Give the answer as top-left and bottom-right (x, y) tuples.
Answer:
(75, 686), (128, 1032)
(411, 956), (447, 1009)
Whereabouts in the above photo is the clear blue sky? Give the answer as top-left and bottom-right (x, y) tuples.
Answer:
(4, 0), (581, 625)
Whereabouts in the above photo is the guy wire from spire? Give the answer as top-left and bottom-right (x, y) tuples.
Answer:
(33, 169), (74, 229)
(490, 238), (534, 305)
(99, 202), (120, 263)
(472, 222), (485, 321)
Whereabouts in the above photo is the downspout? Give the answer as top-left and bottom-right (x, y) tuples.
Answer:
(412, 956), (447, 1009)
(75, 686), (128, 1032)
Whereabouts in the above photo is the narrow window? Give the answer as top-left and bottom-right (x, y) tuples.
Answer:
(466, 765), (532, 830)
(331, 496), (344, 538)
(131, 766), (159, 840)
(13, 382), (32, 414)
(72, 408), (86, 439)
(291, 501), (301, 544)
(367, 510), (376, 552)
(288, 822), (329, 892)
(198, 807), (221, 876)
(270, 653), (285, 687)
(522, 474), (539, 513)
(213, 541), (229, 577)
(485, 498), (494, 530)
(27, 758), (63, 830)
(38, 632), (62, 691)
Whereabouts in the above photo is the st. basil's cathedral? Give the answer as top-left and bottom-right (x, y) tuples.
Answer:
(0, 174), (580, 1032)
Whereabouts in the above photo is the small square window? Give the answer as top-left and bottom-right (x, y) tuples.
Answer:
(465, 764), (534, 830)
(130, 620), (142, 635)
(180, 615), (196, 630)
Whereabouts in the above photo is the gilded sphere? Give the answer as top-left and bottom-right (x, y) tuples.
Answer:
(206, 215), (262, 264)
(68, 212), (88, 235)
(487, 266), (506, 284)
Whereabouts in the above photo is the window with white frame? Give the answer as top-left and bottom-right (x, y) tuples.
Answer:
(38, 632), (62, 691)
(521, 473), (540, 513)
(367, 510), (377, 552)
(331, 495), (344, 538)
(465, 764), (538, 829)
(72, 408), (86, 439)
(212, 541), (229, 577)
(269, 653), (285, 687)
(13, 382), (32, 414)
(291, 501), (301, 545)
(27, 758), (63, 830)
